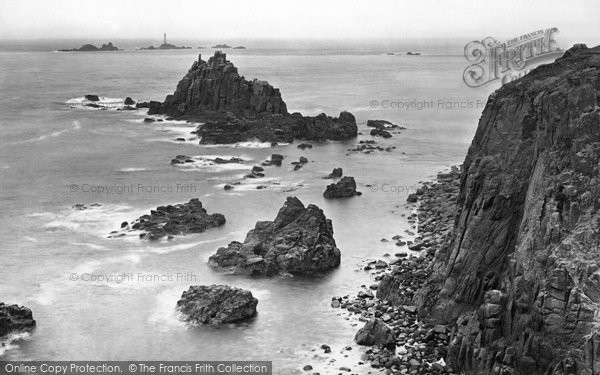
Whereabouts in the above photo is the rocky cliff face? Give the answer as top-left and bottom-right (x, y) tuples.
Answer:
(159, 51), (287, 118)
(419, 44), (600, 374)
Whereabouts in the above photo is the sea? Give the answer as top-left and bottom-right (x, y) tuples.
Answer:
(0, 38), (495, 373)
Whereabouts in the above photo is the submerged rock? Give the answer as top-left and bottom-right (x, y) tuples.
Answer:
(208, 197), (340, 275)
(0, 302), (36, 337)
(323, 176), (359, 198)
(176, 285), (257, 325)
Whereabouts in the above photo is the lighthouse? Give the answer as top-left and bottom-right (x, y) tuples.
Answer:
(163, 33), (167, 45)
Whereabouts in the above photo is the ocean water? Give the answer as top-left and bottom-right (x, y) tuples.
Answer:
(0, 40), (493, 373)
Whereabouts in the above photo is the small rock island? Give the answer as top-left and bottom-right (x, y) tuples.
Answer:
(59, 42), (119, 52)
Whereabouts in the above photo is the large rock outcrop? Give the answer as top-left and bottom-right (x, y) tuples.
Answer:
(419, 44), (600, 374)
(157, 51), (357, 143)
(160, 51), (287, 118)
(176, 285), (258, 325)
(0, 303), (36, 337)
(208, 197), (341, 275)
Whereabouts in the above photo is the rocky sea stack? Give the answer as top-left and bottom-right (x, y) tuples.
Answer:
(415, 44), (600, 374)
(155, 51), (358, 143)
(177, 285), (258, 325)
(208, 196), (340, 275)
(0, 302), (36, 337)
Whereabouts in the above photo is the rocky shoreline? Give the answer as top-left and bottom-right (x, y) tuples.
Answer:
(328, 167), (460, 374)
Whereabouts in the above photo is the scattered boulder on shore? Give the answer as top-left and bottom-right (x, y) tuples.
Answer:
(124, 97), (135, 105)
(0, 302), (36, 337)
(323, 176), (360, 198)
(323, 168), (343, 179)
(208, 197), (340, 276)
(176, 285), (258, 325)
(354, 318), (396, 349)
(113, 198), (225, 240)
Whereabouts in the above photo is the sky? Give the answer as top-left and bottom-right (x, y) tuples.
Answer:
(1, 0), (599, 46)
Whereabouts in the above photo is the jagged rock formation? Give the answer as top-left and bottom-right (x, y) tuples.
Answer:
(159, 51), (287, 118)
(176, 285), (258, 324)
(208, 197), (340, 275)
(156, 51), (357, 143)
(0, 303), (36, 337)
(418, 44), (600, 374)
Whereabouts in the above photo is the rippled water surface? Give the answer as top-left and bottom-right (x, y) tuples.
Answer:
(0, 41), (493, 373)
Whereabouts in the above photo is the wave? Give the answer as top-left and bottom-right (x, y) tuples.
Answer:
(28, 203), (136, 238)
(0, 121), (81, 150)
(0, 331), (32, 357)
(200, 140), (287, 149)
(66, 96), (126, 109)
(173, 154), (252, 172)
(117, 167), (147, 172)
(147, 287), (187, 332)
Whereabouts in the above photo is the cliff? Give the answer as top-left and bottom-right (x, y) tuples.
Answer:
(418, 44), (600, 374)
(157, 51), (357, 143)
(159, 51), (287, 118)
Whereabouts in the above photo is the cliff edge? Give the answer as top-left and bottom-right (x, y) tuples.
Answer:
(418, 44), (600, 374)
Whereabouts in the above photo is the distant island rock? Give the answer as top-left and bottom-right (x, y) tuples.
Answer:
(211, 44), (232, 48)
(59, 42), (119, 52)
(233, 46), (246, 49)
(153, 51), (358, 144)
(406, 51), (421, 55)
(141, 43), (191, 50)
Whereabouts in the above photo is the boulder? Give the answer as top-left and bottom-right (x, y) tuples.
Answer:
(323, 168), (343, 179)
(0, 303), (36, 337)
(85, 94), (99, 101)
(208, 197), (340, 275)
(124, 97), (135, 105)
(354, 318), (396, 349)
(176, 285), (257, 324)
(323, 176), (359, 198)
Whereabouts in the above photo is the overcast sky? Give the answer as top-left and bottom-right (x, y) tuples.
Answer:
(2, 0), (599, 45)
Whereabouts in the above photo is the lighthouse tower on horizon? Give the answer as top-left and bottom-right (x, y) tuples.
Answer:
(163, 33), (167, 45)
